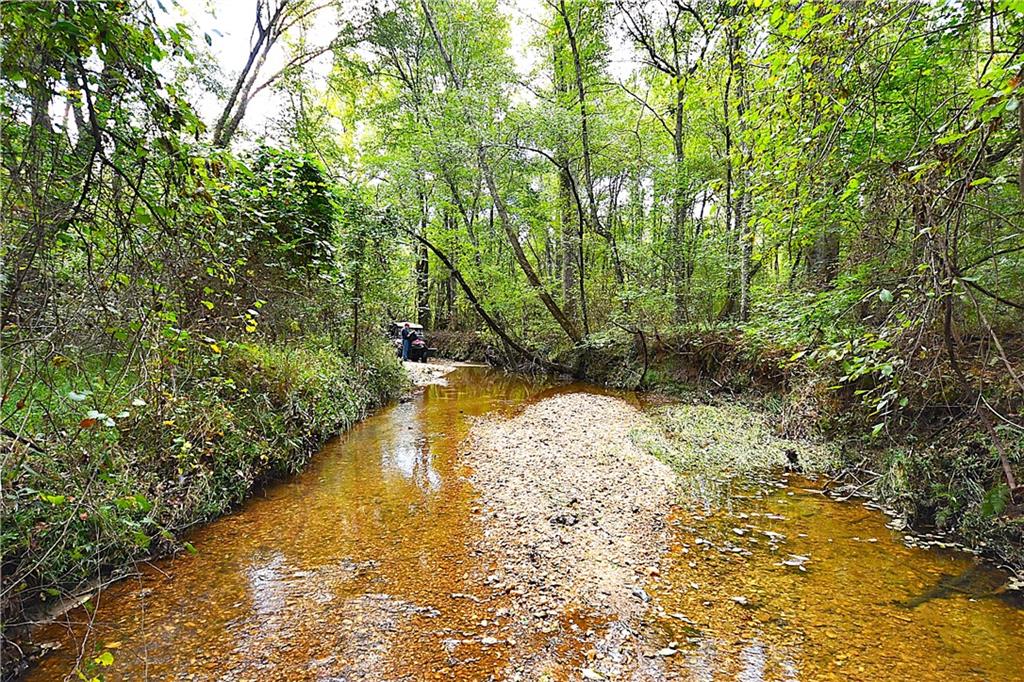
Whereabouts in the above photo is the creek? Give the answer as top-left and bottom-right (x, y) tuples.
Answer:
(26, 367), (1024, 681)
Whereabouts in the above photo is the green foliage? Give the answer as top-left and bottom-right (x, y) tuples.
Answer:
(240, 148), (338, 272)
(981, 484), (1011, 518)
(1, 338), (403, 615)
(0, 1), (409, 656)
(3, 0), (1023, 662)
(326, 0), (1022, 409)
(871, 429), (1024, 567)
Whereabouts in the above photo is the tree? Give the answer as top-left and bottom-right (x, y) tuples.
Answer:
(418, 0), (583, 344)
(211, 0), (359, 147)
(617, 0), (714, 313)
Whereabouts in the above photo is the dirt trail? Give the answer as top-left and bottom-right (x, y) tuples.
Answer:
(465, 392), (677, 678)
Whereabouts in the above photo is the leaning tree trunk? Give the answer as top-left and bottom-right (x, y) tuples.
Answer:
(406, 227), (573, 374)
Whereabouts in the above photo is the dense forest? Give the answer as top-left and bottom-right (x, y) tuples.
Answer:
(2, 0), (1022, 672)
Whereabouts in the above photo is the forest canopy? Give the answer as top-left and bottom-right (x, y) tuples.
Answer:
(324, 0), (1024, 422)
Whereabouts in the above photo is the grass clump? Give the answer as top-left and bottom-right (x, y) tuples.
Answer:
(634, 402), (840, 478)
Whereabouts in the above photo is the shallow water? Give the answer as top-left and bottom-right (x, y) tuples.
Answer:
(643, 477), (1024, 681)
(26, 368), (1024, 681)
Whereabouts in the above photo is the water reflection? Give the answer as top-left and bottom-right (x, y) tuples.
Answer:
(380, 402), (441, 492)
(648, 476), (1024, 681)
(27, 367), (554, 681)
(686, 639), (717, 682)
(738, 640), (766, 682)
(246, 551), (287, 619)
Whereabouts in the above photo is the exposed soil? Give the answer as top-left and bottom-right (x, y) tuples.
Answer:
(465, 393), (677, 678)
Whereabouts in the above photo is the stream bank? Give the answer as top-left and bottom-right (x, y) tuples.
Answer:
(1, 341), (407, 680)
(573, 331), (1024, 573)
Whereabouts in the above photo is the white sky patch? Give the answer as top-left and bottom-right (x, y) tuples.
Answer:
(157, 0), (337, 144)
(154, 0), (644, 144)
(501, 0), (545, 76)
(500, 0), (639, 91)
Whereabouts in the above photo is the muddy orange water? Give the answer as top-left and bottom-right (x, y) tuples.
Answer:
(26, 368), (1024, 681)
(643, 477), (1024, 681)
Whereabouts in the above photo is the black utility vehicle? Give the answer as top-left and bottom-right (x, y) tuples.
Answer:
(389, 321), (435, 362)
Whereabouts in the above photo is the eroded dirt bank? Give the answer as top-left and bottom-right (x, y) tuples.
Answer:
(465, 393), (677, 678)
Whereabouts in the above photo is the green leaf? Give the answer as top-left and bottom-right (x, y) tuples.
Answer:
(936, 131), (966, 145)
(133, 531), (151, 549)
(980, 484), (1009, 517)
(839, 175), (861, 201)
(50, 20), (82, 35)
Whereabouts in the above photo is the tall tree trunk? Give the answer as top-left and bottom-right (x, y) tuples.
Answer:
(1018, 82), (1023, 197)
(350, 231), (366, 359)
(737, 185), (752, 321)
(555, 48), (579, 320)
(420, 0), (582, 344)
(807, 227), (840, 287)
(558, 0), (621, 309)
(446, 271), (455, 328)
(439, 211), (456, 329)
(734, 24), (752, 322)
(721, 29), (736, 318)
(416, 188), (430, 326)
(672, 80), (688, 315)
(558, 1), (600, 237)
(212, 0), (288, 147)
(559, 0), (623, 316)
(351, 271), (361, 360)
(722, 15), (751, 321)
